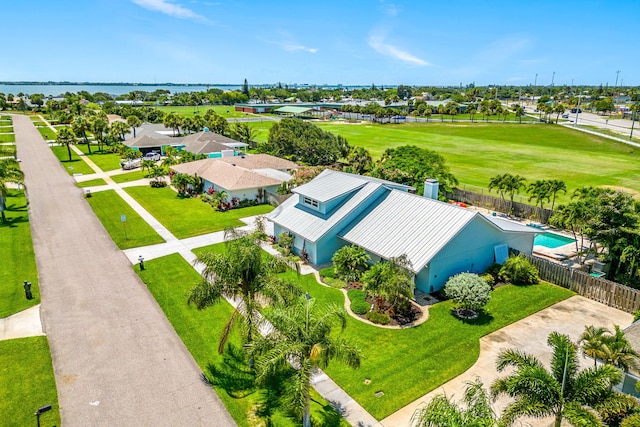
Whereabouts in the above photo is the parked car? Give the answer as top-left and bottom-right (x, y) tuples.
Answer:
(562, 114), (569, 119)
(121, 158), (142, 170)
(143, 151), (161, 161)
(570, 108), (582, 114)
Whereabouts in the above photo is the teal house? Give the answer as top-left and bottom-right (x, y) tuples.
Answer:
(268, 170), (537, 293)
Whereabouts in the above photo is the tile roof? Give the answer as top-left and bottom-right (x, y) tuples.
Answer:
(171, 159), (283, 191)
(216, 154), (298, 170)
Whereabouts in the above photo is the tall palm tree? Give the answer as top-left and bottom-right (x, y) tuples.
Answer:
(89, 112), (109, 152)
(527, 180), (552, 223)
(467, 106), (477, 123)
(411, 378), (501, 427)
(248, 297), (361, 427)
(126, 115), (142, 138)
(491, 331), (624, 427)
(602, 325), (640, 372)
(0, 159), (24, 223)
(579, 325), (609, 368)
(503, 174), (527, 214)
(547, 179), (567, 212)
(512, 104), (525, 124)
(56, 127), (76, 162)
(188, 227), (299, 357)
(71, 115), (92, 153)
(109, 120), (129, 141)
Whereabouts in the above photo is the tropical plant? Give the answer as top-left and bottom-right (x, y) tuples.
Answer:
(109, 120), (129, 141)
(491, 331), (625, 427)
(188, 226), (299, 359)
(579, 325), (610, 368)
(601, 325), (640, 372)
(499, 255), (539, 285)
(546, 179), (567, 212)
(444, 272), (492, 317)
(71, 115), (91, 152)
(345, 146), (373, 175)
(528, 180), (552, 222)
(0, 159), (24, 223)
(56, 127), (77, 161)
(361, 255), (414, 313)
(512, 104), (525, 123)
(412, 378), (501, 427)
(163, 112), (181, 136)
(248, 297), (361, 427)
(331, 245), (371, 283)
(230, 122), (257, 148)
(488, 173), (527, 213)
(126, 115), (142, 138)
(89, 112), (109, 152)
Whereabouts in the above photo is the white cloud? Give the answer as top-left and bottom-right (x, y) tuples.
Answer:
(368, 33), (429, 66)
(269, 31), (318, 54)
(131, 0), (207, 22)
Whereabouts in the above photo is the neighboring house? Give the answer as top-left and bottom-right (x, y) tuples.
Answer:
(618, 321), (640, 398)
(268, 170), (537, 293)
(171, 154), (297, 202)
(124, 130), (248, 157)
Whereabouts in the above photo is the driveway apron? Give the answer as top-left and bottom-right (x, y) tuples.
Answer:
(12, 114), (235, 426)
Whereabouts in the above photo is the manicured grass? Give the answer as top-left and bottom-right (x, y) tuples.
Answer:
(154, 105), (259, 119)
(0, 144), (17, 156)
(50, 145), (95, 175)
(0, 190), (39, 318)
(111, 169), (148, 183)
(0, 337), (60, 427)
(37, 126), (57, 140)
(0, 133), (15, 142)
(137, 254), (347, 427)
(314, 122), (640, 203)
(76, 177), (108, 188)
(85, 190), (165, 249)
(0, 125), (13, 133)
(124, 186), (274, 238)
(75, 144), (123, 171)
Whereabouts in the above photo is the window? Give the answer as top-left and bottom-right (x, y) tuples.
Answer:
(303, 197), (318, 208)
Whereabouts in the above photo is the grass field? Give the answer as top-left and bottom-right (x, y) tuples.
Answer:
(137, 254), (347, 427)
(50, 145), (96, 175)
(124, 186), (274, 238)
(0, 125), (13, 133)
(314, 122), (640, 203)
(0, 337), (60, 427)
(154, 105), (259, 119)
(0, 190), (39, 318)
(111, 169), (148, 183)
(0, 133), (15, 143)
(85, 190), (165, 249)
(75, 144), (122, 171)
(77, 177), (108, 187)
(37, 126), (57, 140)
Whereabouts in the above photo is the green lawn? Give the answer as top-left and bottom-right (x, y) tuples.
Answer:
(312, 122), (640, 203)
(85, 190), (165, 249)
(0, 190), (39, 318)
(37, 126), (57, 140)
(124, 186), (274, 238)
(154, 104), (260, 119)
(137, 254), (347, 427)
(111, 169), (147, 183)
(77, 178), (108, 188)
(75, 144), (123, 171)
(0, 125), (13, 133)
(0, 133), (15, 143)
(0, 337), (60, 427)
(50, 145), (96, 175)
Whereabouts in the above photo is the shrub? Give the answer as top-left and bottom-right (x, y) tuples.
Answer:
(366, 310), (390, 325)
(500, 255), (540, 285)
(634, 310), (640, 323)
(348, 290), (371, 314)
(622, 414), (640, 427)
(484, 263), (503, 282)
(277, 232), (294, 255)
(332, 245), (370, 283)
(324, 277), (347, 289)
(319, 266), (336, 279)
(479, 273), (495, 288)
(444, 273), (492, 313)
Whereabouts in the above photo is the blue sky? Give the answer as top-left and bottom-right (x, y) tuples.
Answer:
(2, 0), (638, 86)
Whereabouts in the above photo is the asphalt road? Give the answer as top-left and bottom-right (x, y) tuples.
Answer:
(13, 114), (235, 426)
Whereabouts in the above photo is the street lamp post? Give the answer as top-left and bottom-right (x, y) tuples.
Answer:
(35, 404), (52, 427)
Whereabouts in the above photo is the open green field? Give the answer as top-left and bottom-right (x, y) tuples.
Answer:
(0, 133), (15, 143)
(37, 125), (57, 140)
(85, 190), (165, 249)
(124, 186), (274, 238)
(77, 177), (108, 188)
(313, 122), (640, 202)
(137, 254), (347, 427)
(154, 105), (258, 119)
(0, 190), (39, 318)
(111, 169), (147, 183)
(50, 145), (96, 175)
(0, 337), (60, 427)
(75, 144), (122, 171)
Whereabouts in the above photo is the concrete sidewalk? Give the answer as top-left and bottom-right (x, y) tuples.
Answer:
(0, 305), (44, 340)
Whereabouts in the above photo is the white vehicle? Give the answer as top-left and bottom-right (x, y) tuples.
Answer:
(121, 158), (142, 170)
(143, 152), (161, 161)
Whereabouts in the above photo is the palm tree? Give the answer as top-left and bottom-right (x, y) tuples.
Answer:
(361, 255), (414, 312)
(602, 325), (640, 372)
(527, 180), (552, 223)
(554, 103), (567, 123)
(163, 112), (181, 136)
(89, 113), (109, 152)
(109, 120), (129, 141)
(56, 127), (76, 162)
(188, 228), (299, 358)
(579, 325), (609, 368)
(547, 179), (567, 212)
(71, 115), (91, 153)
(503, 174), (527, 214)
(467, 106), (477, 123)
(411, 378), (500, 427)
(491, 331), (624, 427)
(0, 159), (24, 223)
(248, 297), (361, 427)
(512, 104), (525, 124)
(126, 115), (142, 138)
(621, 243), (640, 280)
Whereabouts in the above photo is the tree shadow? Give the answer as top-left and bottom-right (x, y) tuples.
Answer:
(203, 343), (256, 398)
(310, 398), (345, 427)
(451, 308), (494, 326)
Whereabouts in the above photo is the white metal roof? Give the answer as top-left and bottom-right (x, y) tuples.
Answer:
(340, 190), (477, 272)
(268, 182), (383, 243)
(482, 215), (540, 233)
(292, 169), (369, 203)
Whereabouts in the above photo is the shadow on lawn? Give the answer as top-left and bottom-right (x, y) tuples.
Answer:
(203, 343), (344, 426)
(451, 308), (494, 326)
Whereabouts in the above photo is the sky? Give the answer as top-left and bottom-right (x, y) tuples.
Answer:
(2, 0), (638, 87)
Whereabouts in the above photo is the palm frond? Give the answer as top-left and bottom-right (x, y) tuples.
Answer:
(187, 280), (223, 310)
(495, 348), (543, 372)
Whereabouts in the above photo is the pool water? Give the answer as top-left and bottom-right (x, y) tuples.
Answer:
(534, 232), (576, 249)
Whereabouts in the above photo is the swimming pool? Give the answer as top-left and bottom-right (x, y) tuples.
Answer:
(534, 232), (576, 249)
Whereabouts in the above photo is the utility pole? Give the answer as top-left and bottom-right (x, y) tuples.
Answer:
(615, 70), (620, 88)
(551, 71), (555, 86)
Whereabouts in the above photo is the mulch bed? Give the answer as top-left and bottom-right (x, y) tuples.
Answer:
(344, 283), (423, 327)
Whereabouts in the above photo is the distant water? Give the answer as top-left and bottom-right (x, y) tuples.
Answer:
(0, 83), (240, 97)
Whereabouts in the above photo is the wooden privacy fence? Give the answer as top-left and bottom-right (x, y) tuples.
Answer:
(517, 252), (640, 313)
(447, 188), (553, 221)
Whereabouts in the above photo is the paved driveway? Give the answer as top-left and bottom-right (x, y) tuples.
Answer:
(13, 114), (235, 426)
(381, 296), (632, 427)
